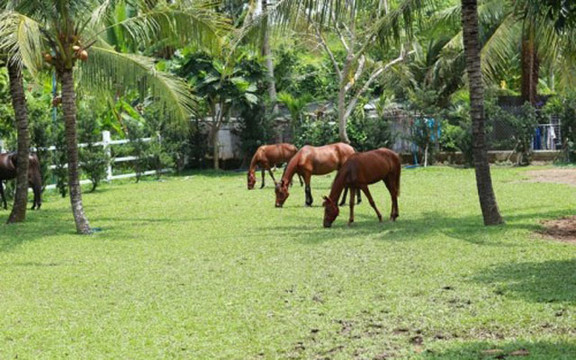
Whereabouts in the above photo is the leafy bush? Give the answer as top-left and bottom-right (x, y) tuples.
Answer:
(52, 123), (68, 197)
(78, 102), (110, 192)
(147, 136), (174, 179)
(542, 95), (576, 163)
(443, 103), (474, 166)
(274, 46), (338, 100)
(487, 101), (538, 165)
(235, 102), (274, 165)
(125, 119), (149, 182)
(295, 114), (338, 147)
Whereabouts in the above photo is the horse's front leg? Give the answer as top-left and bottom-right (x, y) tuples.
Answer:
(304, 173), (313, 206)
(268, 169), (277, 186)
(348, 187), (356, 225)
(339, 187), (348, 206)
(360, 185), (382, 222)
(0, 181), (6, 210)
(260, 168), (266, 189)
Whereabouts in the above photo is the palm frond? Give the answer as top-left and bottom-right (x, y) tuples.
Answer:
(85, 0), (229, 54)
(78, 45), (196, 126)
(480, 14), (520, 82)
(0, 11), (44, 74)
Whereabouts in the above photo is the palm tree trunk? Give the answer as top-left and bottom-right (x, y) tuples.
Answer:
(520, 29), (538, 105)
(6, 61), (29, 223)
(461, 0), (504, 226)
(60, 69), (91, 234)
(261, 0), (278, 113)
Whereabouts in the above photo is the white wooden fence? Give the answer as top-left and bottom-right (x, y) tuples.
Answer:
(0, 130), (166, 190)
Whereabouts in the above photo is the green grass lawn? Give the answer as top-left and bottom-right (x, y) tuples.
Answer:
(0, 166), (575, 359)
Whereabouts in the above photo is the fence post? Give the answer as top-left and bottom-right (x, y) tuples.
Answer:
(102, 130), (112, 182)
(0, 139), (4, 153)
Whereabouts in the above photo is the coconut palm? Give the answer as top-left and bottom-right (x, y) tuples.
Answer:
(0, 0), (225, 234)
(461, 0), (503, 225)
(2, 60), (29, 223)
(437, 0), (576, 104)
(0, 4), (39, 223)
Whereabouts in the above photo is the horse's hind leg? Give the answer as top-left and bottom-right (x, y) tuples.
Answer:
(360, 185), (382, 222)
(297, 173), (303, 187)
(348, 187), (356, 225)
(383, 177), (399, 221)
(31, 182), (41, 210)
(0, 181), (6, 210)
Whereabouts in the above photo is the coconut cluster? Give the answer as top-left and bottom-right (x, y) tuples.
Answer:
(43, 44), (88, 65)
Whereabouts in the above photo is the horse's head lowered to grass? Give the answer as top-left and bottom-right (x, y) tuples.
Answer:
(275, 180), (290, 207)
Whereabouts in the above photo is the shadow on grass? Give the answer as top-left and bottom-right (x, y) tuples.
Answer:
(0, 216), (76, 252)
(421, 340), (576, 359)
(254, 208), (571, 246)
(473, 259), (576, 305)
(177, 169), (247, 178)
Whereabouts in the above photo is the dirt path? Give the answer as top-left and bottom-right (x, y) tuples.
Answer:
(526, 168), (576, 186)
(526, 169), (576, 243)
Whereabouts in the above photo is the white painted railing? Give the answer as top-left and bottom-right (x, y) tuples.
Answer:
(0, 131), (167, 190)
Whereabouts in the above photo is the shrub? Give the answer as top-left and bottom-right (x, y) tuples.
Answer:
(78, 103), (109, 192)
(542, 95), (576, 163)
(125, 119), (149, 182)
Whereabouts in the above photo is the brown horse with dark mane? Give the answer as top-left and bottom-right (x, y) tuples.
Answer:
(247, 143), (300, 189)
(275, 142), (358, 207)
(323, 148), (401, 227)
(0, 152), (43, 210)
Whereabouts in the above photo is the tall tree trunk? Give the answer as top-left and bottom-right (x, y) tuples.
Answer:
(60, 69), (91, 234)
(212, 126), (220, 170)
(520, 29), (538, 105)
(461, 0), (504, 226)
(338, 86), (350, 144)
(6, 61), (29, 223)
(261, 0), (278, 113)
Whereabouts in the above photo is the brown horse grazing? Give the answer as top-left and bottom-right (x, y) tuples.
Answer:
(247, 143), (301, 189)
(275, 142), (358, 207)
(0, 152), (43, 210)
(323, 148), (401, 228)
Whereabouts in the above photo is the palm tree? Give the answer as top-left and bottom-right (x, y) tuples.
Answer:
(0, 5), (38, 223)
(438, 0), (575, 105)
(5, 59), (29, 223)
(0, 0), (224, 234)
(461, 0), (503, 225)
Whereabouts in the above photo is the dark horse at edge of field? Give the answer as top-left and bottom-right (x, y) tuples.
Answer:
(275, 142), (361, 208)
(247, 143), (302, 189)
(0, 152), (43, 210)
(323, 147), (401, 228)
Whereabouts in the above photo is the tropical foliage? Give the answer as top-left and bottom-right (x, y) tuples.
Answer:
(0, 0), (575, 230)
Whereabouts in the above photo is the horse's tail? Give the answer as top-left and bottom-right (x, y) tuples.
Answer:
(29, 154), (42, 209)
